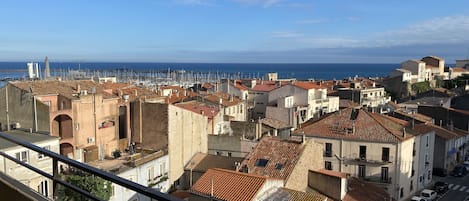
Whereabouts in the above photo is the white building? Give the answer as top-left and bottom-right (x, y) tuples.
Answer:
(0, 130), (60, 199)
(89, 151), (170, 201)
(389, 69), (413, 82)
(294, 108), (435, 201)
(266, 81), (339, 128)
(27, 62), (40, 79)
(401, 60), (428, 82)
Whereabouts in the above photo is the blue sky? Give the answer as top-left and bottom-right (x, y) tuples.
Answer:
(1, 0), (469, 63)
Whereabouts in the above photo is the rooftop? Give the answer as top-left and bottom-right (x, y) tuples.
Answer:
(176, 101), (220, 118)
(0, 130), (58, 150)
(261, 118), (291, 129)
(261, 188), (328, 201)
(191, 168), (279, 201)
(239, 136), (305, 180)
(203, 92), (244, 107)
(343, 177), (392, 201)
(294, 108), (416, 143)
(413, 124), (458, 140)
(184, 153), (243, 172)
(11, 80), (117, 100)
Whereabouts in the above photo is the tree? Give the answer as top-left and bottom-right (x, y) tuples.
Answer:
(58, 172), (113, 201)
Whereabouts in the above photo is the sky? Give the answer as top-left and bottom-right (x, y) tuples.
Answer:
(1, 0), (469, 63)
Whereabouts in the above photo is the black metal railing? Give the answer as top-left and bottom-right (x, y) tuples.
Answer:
(0, 132), (180, 201)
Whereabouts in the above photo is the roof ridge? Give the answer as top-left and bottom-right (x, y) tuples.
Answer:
(365, 111), (403, 141)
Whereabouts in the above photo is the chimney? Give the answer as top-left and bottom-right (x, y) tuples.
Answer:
(302, 134), (306, 144)
(402, 128), (406, 137)
(134, 89), (138, 97)
(352, 123), (356, 134)
(200, 110), (205, 115)
(118, 89), (123, 97)
(76, 84), (81, 93)
(184, 90), (187, 96)
(230, 95), (234, 102)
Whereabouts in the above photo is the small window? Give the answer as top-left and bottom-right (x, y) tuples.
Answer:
(16, 151), (29, 163)
(325, 161), (332, 170)
(228, 152), (232, 157)
(38, 145), (51, 159)
(216, 151), (222, 156)
(275, 163), (284, 170)
(255, 159), (269, 167)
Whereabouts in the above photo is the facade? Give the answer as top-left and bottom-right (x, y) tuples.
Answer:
(190, 168), (284, 201)
(0, 130), (60, 199)
(0, 81), (123, 162)
(238, 136), (324, 192)
(248, 80), (280, 120)
(336, 81), (390, 108)
(27, 62), (40, 79)
(219, 79), (249, 100)
(389, 68), (413, 82)
(294, 108), (435, 201)
(266, 81), (339, 128)
(130, 101), (208, 186)
(455, 59), (469, 69)
(176, 101), (223, 135)
(88, 150), (170, 201)
(203, 92), (247, 122)
(401, 60), (428, 82)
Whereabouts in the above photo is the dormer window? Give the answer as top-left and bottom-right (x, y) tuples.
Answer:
(275, 163), (284, 170)
(255, 159), (269, 167)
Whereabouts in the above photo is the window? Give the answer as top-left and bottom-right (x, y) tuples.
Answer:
(38, 145), (51, 159)
(358, 165), (366, 177)
(228, 152), (232, 157)
(159, 162), (166, 176)
(359, 146), (366, 160)
(400, 187), (404, 198)
(410, 180), (414, 191)
(147, 166), (154, 181)
(325, 161), (332, 170)
(428, 170), (431, 180)
(255, 159), (269, 167)
(275, 163), (284, 170)
(15, 151), (29, 163)
(426, 135), (429, 147)
(382, 147), (390, 162)
(412, 142), (416, 156)
(411, 161), (415, 177)
(325, 143), (332, 157)
(381, 167), (389, 182)
(38, 180), (48, 197)
(216, 151), (222, 156)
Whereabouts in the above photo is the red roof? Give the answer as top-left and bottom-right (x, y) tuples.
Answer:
(191, 168), (275, 201)
(251, 83), (279, 92)
(293, 81), (327, 90)
(176, 101), (220, 118)
(239, 136), (304, 180)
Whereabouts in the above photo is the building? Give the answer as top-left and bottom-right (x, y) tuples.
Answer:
(0, 130), (60, 199)
(389, 68), (412, 82)
(182, 153), (243, 190)
(190, 168), (284, 201)
(238, 136), (324, 192)
(336, 81), (390, 109)
(248, 80), (281, 120)
(130, 101), (208, 187)
(455, 59), (469, 69)
(266, 81), (339, 128)
(27, 62), (40, 80)
(176, 101), (222, 135)
(401, 59), (431, 82)
(421, 56), (445, 78)
(203, 92), (247, 122)
(293, 108), (435, 201)
(88, 150), (170, 201)
(219, 79), (249, 100)
(0, 81), (123, 162)
(207, 121), (260, 158)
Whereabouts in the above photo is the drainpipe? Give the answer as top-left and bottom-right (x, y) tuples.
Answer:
(5, 85), (10, 131)
(394, 143), (400, 200)
(33, 96), (38, 132)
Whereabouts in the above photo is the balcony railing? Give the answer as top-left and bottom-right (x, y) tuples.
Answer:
(342, 155), (393, 166)
(363, 176), (392, 184)
(324, 151), (332, 157)
(0, 132), (180, 201)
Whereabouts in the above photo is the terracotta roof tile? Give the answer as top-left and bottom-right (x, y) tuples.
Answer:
(262, 188), (328, 201)
(240, 136), (304, 180)
(292, 81), (327, 90)
(294, 108), (410, 143)
(261, 118), (291, 129)
(176, 101), (220, 118)
(312, 169), (347, 178)
(191, 168), (275, 201)
(413, 124), (458, 140)
(185, 153), (243, 172)
(251, 83), (279, 92)
(203, 92), (244, 107)
(11, 80), (117, 100)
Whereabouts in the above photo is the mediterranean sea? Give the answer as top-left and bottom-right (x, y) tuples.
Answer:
(0, 62), (397, 81)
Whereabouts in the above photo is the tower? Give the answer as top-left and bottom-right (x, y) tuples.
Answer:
(44, 56), (50, 79)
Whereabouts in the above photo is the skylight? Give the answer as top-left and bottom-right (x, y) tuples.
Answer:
(255, 159), (269, 167)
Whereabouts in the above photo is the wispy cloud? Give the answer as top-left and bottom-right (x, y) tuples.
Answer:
(233, 0), (282, 7)
(296, 19), (327, 24)
(173, 0), (215, 6)
(270, 31), (303, 38)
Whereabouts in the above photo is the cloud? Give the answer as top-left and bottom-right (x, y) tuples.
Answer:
(270, 31), (303, 38)
(296, 19), (327, 24)
(173, 0), (215, 6)
(233, 0), (282, 7)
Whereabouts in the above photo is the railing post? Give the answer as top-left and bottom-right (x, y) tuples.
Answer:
(53, 158), (59, 200)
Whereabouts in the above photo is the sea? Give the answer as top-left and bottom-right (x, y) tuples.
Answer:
(0, 62), (398, 81)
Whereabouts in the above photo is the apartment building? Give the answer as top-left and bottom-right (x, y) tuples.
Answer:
(266, 81), (339, 128)
(203, 92), (247, 122)
(0, 81), (122, 162)
(336, 81), (390, 109)
(294, 108), (435, 201)
(0, 130), (60, 199)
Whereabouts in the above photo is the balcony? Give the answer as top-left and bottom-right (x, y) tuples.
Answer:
(342, 155), (393, 166)
(323, 151), (333, 157)
(363, 176), (392, 184)
(0, 132), (179, 201)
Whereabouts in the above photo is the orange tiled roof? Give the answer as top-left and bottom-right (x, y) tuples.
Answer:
(312, 169), (347, 178)
(292, 81), (327, 90)
(251, 83), (279, 92)
(176, 101), (220, 118)
(191, 168), (274, 201)
(203, 92), (244, 107)
(294, 108), (414, 143)
(11, 80), (117, 100)
(452, 67), (468, 72)
(264, 188), (329, 201)
(413, 124), (458, 140)
(239, 136), (304, 180)
(232, 80), (249, 91)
